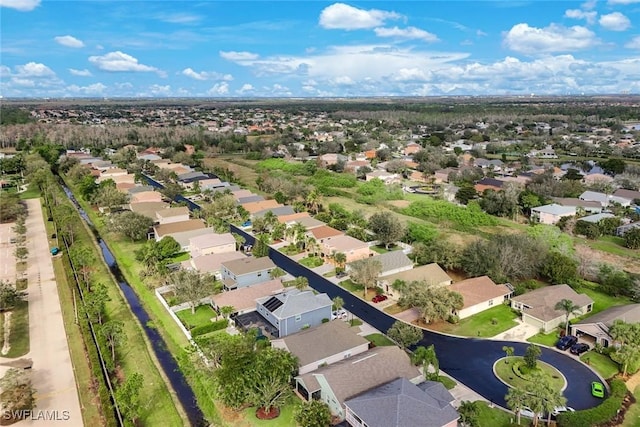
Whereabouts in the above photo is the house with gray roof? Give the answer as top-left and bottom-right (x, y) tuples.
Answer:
(370, 251), (414, 278)
(616, 221), (640, 237)
(128, 185), (155, 195)
(577, 212), (616, 224)
(380, 263), (452, 300)
(511, 284), (594, 333)
(531, 204), (576, 225)
(580, 191), (632, 208)
(295, 346), (422, 420)
(553, 197), (603, 214)
(571, 304), (640, 347)
(237, 195), (265, 205)
(256, 289), (332, 337)
(253, 205), (296, 218)
(220, 256), (276, 290)
(344, 378), (459, 427)
(271, 320), (369, 374)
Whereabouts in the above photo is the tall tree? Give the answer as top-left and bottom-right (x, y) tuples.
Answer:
(411, 345), (439, 380)
(269, 267), (286, 280)
(92, 185), (128, 212)
(505, 387), (528, 426)
(115, 372), (144, 426)
(332, 296), (344, 312)
(0, 280), (27, 312)
(293, 276), (309, 291)
(168, 270), (217, 314)
(250, 347), (298, 415)
(524, 345), (542, 370)
(333, 252), (347, 272)
(348, 257), (382, 297)
(101, 320), (127, 362)
(69, 245), (96, 287)
(106, 211), (153, 241)
(0, 368), (36, 419)
(368, 212), (405, 249)
(554, 299), (582, 336)
(387, 321), (423, 350)
(458, 401), (480, 427)
(502, 345), (515, 362)
(83, 283), (110, 324)
(232, 232), (246, 251)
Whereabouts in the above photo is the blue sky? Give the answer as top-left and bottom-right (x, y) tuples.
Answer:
(1, 0), (640, 97)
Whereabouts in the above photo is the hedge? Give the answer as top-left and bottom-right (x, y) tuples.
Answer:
(191, 319), (228, 337)
(557, 379), (627, 427)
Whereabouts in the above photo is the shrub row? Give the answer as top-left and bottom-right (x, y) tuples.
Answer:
(191, 319), (228, 337)
(556, 379), (627, 427)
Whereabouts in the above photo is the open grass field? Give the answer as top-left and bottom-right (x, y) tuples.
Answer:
(427, 304), (518, 338)
(203, 157), (262, 193)
(176, 305), (217, 330)
(621, 385), (640, 427)
(18, 184), (41, 200)
(580, 351), (620, 379)
(476, 401), (516, 427)
(576, 282), (632, 317)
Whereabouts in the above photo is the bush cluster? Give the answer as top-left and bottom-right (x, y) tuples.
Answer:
(402, 199), (498, 230)
(556, 379), (627, 427)
(191, 319), (228, 337)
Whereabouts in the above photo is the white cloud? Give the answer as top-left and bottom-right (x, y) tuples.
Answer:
(0, 0), (40, 11)
(181, 68), (232, 81)
(149, 84), (172, 95)
(564, 9), (597, 25)
(156, 13), (201, 24)
(503, 23), (598, 54)
(54, 35), (84, 48)
(582, 0), (597, 9)
(608, 0), (640, 4)
(0, 65), (11, 78)
(69, 68), (92, 77)
(625, 35), (640, 48)
(374, 26), (438, 42)
(88, 51), (160, 73)
(219, 51), (259, 61)
(599, 12), (631, 31)
(67, 83), (106, 95)
(237, 83), (255, 94)
(319, 3), (401, 30)
(330, 76), (355, 86)
(207, 82), (229, 95)
(393, 68), (432, 82)
(15, 62), (55, 77)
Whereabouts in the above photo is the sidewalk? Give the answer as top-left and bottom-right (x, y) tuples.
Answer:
(0, 199), (83, 426)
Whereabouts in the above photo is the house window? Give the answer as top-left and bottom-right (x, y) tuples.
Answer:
(488, 299), (494, 307)
(587, 304), (593, 312)
(295, 315), (301, 322)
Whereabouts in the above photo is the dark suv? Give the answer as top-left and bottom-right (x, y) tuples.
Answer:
(556, 335), (578, 351)
(570, 343), (590, 355)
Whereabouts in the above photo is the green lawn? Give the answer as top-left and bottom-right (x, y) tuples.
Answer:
(350, 318), (363, 327)
(581, 236), (640, 259)
(169, 252), (190, 263)
(2, 300), (29, 358)
(475, 401), (517, 427)
(527, 331), (560, 347)
(436, 375), (457, 390)
(241, 394), (296, 427)
(577, 283), (632, 317)
(430, 304), (518, 338)
(621, 385), (640, 427)
(18, 185), (40, 200)
(494, 357), (566, 391)
(365, 333), (395, 347)
(383, 303), (406, 315)
(370, 244), (401, 254)
(581, 351), (620, 379)
(339, 279), (363, 293)
(176, 305), (217, 330)
(298, 256), (324, 268)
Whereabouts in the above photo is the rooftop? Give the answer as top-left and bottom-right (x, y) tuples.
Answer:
(383, 263), (452, 287)
(154, 219), (206, 237)
(512, 284), (593, 322)
(183, 251), (246, 274)
(448, 276), (511, 309)
(257, 289), (332, 319)
(156, 206), (190, 218)
(531, 204), (576, 216)
(189, 232), (235, 249)
(369, 251), (413, 276)
(222, 256), (275, 275)
(211, 279), (285, 313)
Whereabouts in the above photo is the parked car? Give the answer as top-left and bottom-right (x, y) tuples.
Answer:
(372, 295), (388, 303)
(592, 381), (605, 398)
(332, 309), (347, 320)
(570, 343), (590, 355)
(551, 406), (575, 416)
(556, 335), (578, 351)
(520, 407), (541, 419)
(336, 271), (348, 279)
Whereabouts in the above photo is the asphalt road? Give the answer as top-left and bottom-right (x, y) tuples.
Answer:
(230, 224), (605, 411)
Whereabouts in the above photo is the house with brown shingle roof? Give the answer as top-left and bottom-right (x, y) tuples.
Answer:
(272, 320), (369, 375)
(320, 235), (370, 263)
(189, 233), (236, 257)
(130, 191), (163, 204)
(129, 201), (169, 220)
(156, 206), (190, 224)
(511, 284), (593, 333)
(211, 279), (284, 314)
(241, 199), (282, 214)
(309, 225), (344, 242)
(295, 346), (422, 421)
(277, 212), (310, 224)
(381, 263), (453, 299)
(153, 219), (206, 242)
(448, 276), (512, 319)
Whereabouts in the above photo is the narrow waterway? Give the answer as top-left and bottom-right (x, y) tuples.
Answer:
(61, 184), (206, 427)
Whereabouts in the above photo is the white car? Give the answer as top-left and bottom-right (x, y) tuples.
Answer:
(551, 406), (575, 416)
(520, 407), (541, 419)
(332, 309), (348, 320)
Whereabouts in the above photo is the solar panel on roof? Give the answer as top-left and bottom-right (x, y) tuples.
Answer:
(263, 296), (284, 312)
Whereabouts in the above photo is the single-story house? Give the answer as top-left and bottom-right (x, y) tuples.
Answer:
(177, 171), (208, 183)
(577, 213), (616, 224)
(474, 177), (505, 193)
(580, 191), (632, 208)
(211, 279), (285, 315)
(164, 228), (215, 252)
(284, 216), (326, 230)
(271, 320), (369, 375)
(156, 206), (190, 225)
(231, 189), (255, 200)
(237, 195), (265, 205)
(181, 251), (246, 278)
(583, 173), (614, 186)
(277, 212), (311, 224)
(403, 142), (422, 156)
(344, 378), (459, 427)
(188, 233), (236, 257)
(433, 168), (459, 184)
(530, 204), (576, 225)
(365, 171), (400, 184)
(241, 199), (283, 214)
(127, 185), (156, 195)
(381, 263), (453, 299)
(256, 289), (332, 337)
(448, 276), (512, 319)
(613, 188), (640, 203)
(511, 284), (594, 333)
(153, 219), (206, 242)
(131, 191), (163, 204)
(553, 198), (603, 214)
(319, 153), (348, 167)
(96, 167), (128, 183)
(129, 201), (169, 220)
(309, 225), (344, 242)
(616, 222), (640, 237)
(253, 206), (296, 218)
(295, 346), (422, 421)
(320, 235), (371, 263)
(220, 256), (276, 290)
(198, 178), (226, 190)
(370, 251), (414, 278)
(571, 304), (640, 347)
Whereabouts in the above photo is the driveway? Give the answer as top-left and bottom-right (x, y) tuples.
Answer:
(230, 224), (605, 411)
(0, 199), (83, 426)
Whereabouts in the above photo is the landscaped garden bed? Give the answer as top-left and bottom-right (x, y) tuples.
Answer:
(298, 256), (324, 268)
(494, 356), (565, 391)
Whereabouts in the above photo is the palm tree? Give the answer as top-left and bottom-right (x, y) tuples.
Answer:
(554, 298), (582, 336)
(294, 276), (309, 291)
(411, 345), (439, 380)
(232, 232), (246, 251)
(502, 345), (515, 363)
(305, 235), (318, 256)
(306, 189), (321, 214)
(269, 267), (286, 280)
(333, 252), (347, 272)
(332, 296), (344, 312)
(505, 387), (528, 425)
(458, 401), (479, 427)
